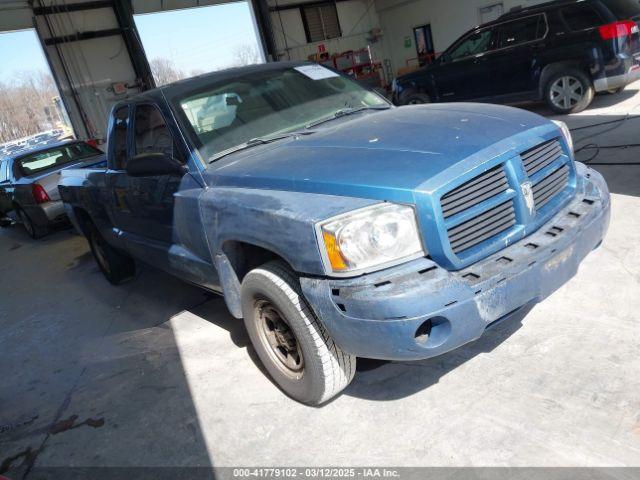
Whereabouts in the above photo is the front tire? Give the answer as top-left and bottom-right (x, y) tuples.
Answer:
(544, 69), (594, 114)
(402, 92), (431, 105)
(86, 223), (135, 284)
(241, 261), (356, 405)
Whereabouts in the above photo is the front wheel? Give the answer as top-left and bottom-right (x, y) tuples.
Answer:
(544, 69), (594, 114)
(241, 261), (356, 405)
(402, 92), (431, 105)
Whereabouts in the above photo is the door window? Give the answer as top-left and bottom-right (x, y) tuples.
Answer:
(0, 161), (7, 182)
(446, 28), (497, 61)
(133, 104), (177, 160)
(498, 14), (547, 49)
(561, 4), (604, 31)
(111, 106), (129, 170)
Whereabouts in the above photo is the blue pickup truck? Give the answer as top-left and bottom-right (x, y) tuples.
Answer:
(59, 62), (610, 405)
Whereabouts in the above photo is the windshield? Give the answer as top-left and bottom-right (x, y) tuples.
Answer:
(17, 143), (102, 176)
(174, 65), (389, 161)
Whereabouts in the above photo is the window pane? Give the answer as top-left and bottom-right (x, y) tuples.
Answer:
(0, 161), (7, 182)
(303, 3), (340, 42)
(320, 4), (341, 39)
(17, 143), (99, 176)
(134, 105), (175, 159)
(499, 15), (544, 48)
(176, 66), (388, 160)
(448, 29), (496, 60)
(112, 106), (129, 170)
(562, 5), (603, 30)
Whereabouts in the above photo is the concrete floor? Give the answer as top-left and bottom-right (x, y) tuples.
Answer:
(1, 83), (640, 476)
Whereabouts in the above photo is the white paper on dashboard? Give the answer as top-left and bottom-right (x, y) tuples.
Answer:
(294, 65), (339, 80)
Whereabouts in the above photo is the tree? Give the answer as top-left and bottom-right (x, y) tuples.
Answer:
(149, 57), (186, 87)
(232, 44), (262, 67)
(0, 70), (59, 144)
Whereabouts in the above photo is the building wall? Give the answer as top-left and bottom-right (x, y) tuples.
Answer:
(268, 0), (388, 70)
(375, 0), (546, 76)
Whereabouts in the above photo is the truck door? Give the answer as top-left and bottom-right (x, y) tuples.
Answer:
(108, 102), (187, 265)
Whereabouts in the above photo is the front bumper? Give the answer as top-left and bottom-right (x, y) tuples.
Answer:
(300, 167), (610, 360)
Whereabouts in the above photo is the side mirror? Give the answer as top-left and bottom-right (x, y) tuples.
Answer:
(125, 153), (187, 177)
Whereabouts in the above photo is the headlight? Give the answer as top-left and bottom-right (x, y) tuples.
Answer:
(317, 203), (425, 275)
(551, 120), (574, 155)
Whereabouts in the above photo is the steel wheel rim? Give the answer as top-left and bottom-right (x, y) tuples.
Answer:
(91, 233), (111, 275)
(255, 299), (304, 378)
(19, 210), (34, 236)
(550, 76), (584, 110)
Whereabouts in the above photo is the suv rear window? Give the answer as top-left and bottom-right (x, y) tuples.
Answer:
(600, 0), (640, 19)
(561, 4), (604, 30)
(498, 14), (547, 48)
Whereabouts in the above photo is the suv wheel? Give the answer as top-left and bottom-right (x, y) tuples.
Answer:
(545, 69), (594, 114)
(87, 223), (135, 284)
(403, 93), (431, 105)
(241, 260), (356, 405)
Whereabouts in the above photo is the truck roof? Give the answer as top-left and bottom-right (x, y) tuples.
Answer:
(112, 61), (311, 107)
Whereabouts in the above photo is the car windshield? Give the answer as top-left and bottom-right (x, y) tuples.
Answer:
(174, 65), (390, 161)
(17, 143), (101, 176)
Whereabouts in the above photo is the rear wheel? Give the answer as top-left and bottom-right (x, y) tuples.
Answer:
(241, 261), (356, 405)
(87, 223), (135, 284)
(16, 207), (47, 239)
(544, 69), (594, 114)
(606, 86), (624, 94)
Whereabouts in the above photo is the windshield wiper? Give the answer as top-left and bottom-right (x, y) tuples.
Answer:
(208, 131), (314, 163)
(305, 105), (391, 129)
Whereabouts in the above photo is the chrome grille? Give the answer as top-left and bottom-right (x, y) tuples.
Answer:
(441, 164), (508, 218)
(447, 201), (516, 254)
(521, 138), (562, 176)
(533, 165), (569, 210)
(441, 164), (514, 254)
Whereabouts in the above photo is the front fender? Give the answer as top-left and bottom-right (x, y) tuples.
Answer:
(199, 187), (378, 275)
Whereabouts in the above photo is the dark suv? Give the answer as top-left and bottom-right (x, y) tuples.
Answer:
(392, 0), (640, 113)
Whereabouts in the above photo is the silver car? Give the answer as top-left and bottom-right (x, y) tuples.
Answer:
(0, 141), (105, 238)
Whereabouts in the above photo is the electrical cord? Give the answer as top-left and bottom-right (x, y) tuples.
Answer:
(569, 102), (640, 165)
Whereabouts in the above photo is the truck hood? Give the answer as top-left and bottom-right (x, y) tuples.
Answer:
(204, 103), (553, 203)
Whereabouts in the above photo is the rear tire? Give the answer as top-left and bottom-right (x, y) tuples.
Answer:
(544, 69), (594, 114)
(402, 92), (431, 105)
(606, 86), (624, 94)
(16, 207), (47, 239)
(241, 261), (356, 405)
(86, 222), (135, 285)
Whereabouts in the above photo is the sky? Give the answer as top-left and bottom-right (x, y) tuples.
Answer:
(134, 1), (262, 74)
(0, 1), (262, 83)
(0, 30), (49, 82)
